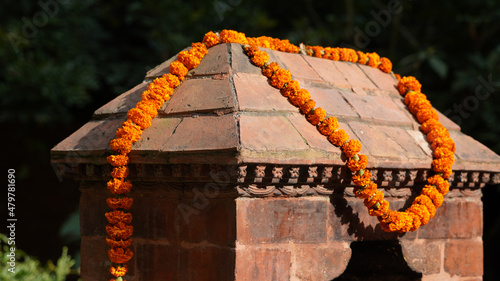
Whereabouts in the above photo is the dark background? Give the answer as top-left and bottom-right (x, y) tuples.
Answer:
(1, 0), (499, 279)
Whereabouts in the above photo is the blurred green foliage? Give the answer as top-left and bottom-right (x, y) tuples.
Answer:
(1, 0), (499, 280)
(0, 233), (80, 280)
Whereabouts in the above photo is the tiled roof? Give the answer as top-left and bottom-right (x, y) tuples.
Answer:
(51, 43), (500, 179)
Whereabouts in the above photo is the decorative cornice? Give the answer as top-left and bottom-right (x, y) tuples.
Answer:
(57, 163), (499, 189)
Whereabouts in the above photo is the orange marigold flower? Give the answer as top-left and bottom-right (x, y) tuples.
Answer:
(328, 129), (349, 147)
(110, 138), (133, 155)
(414, 195), (437, 218)
(107, 178), (133, 195)
(420, 118), (442, 134)
(339, 48), (358, 62)
(108, 247), (133, 264)
(162, 73), (181, 89)
(408, 98), (432, 115)
(366, 52), (381, 68)
(363, 190), (385, 209)
(378, 57), (392, 73)
(394, 73), (401, 81)
(135, 100), (159, 119)
(250, 51), (269, 67)
(107, 155), (129, 167)
(343, 139), (362, 158)
(281, 80), (300, 97)
(111, 166), (130, 179)
(421, 185), (444, 208)
(219, 29), (248, 44)
(384, 211), (406, 232)
(299, 99), (316, 115)
(177, 50), (201, 70)
(202, 31), (220, 48)
(191, 42), (208, 57)
(262, 62), (280, 78)
(306, 107), (326, 125)
(397, 76), (422, 95)
(427, 175), (450, 195)
(106, 237), (132, 248)
(407, 212), (422, 232)
(432, 157), (454, 179)
(431, 136), (456, 153)
(127, 108), (152, 130)
(403, 90), (426, 106)
(289, 89), (311, 106)
(244, 45), (260, 57)
(106, 210), (133, 225)
(433, 146), (454, 160)
(317, 117), (339, 136)
(107, 197), (133, 210)
(310, 46), (324, 57)
(116, 120), (142, 143)
(169, 60), (189, 80)
(368, 199), (389, 217)
(110, 265), (128, 277)
(416, 108), (439, 124)
(398, 212), (417, 233)
(356, 51), (368, 65)
(354, 182), (378, 199)
(407, 204), (431, 225)
(106, 222), (133, 240)
(426, 126), (450, 143)
(270, 68), (292, 89)
(347, 154), (368, 172)
(352, 170), (372, 186)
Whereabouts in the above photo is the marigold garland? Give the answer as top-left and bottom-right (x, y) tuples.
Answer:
(104, 30), (457, 278)
(105, 38), (210, 280)
(238, 30), (454, 233)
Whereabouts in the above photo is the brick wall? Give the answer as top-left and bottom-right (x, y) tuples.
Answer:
(79, 180), (483, 280)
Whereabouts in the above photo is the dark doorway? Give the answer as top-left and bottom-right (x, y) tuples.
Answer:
(333, 240), (422, 281)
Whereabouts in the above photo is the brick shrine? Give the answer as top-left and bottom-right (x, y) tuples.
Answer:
(51, 42), (500, 280)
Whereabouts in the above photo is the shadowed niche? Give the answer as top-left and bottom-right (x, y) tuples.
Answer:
(329, 185), (423, 280)
(332, 240), (422, 281)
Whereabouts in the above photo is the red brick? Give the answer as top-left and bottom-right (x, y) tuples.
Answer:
(335, 62), (378, 91)
(328, 196), (407, 241)
(80, 186), (108, 236)
(235, 247), (291, 281)
(177, 197), (236, 246)
(231, 43), (262, 75)
(357, 63), (400, 95)
(382, 126), (429, 160)
(162, 114), (239, 152)
(163, 77), (236, 115)
(341, 91), (413, 125)
(130, 190), (178, 241)
(191, 43), (230, 76)
(307, 87), (359, 118)
(302, 55), (351, 89)
(418, 197), (483, 239)
(52, 119), (125, 157)
(236, 198), (328, 244)
(274, 51), (322, 82)
(234, 73), (296, 112)
(132, 117), (181, 152)
(292, 242), (351, 280)
(239, 114), (308, 152)
(348, 122), (408, 160)
(180, 246), (235, 280)
(94, 82), (147, 116)
(286, 112), (341, 155)
(444, 239), (483, 277)
(80, 236), (111, 280)
(401, 239), (443, 274)
(135, 243), (180, 280)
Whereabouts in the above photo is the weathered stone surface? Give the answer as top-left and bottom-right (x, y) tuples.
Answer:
(401, 239), (443, 275)
(444, 239), (483, 277)
(235, 247), (291, 281)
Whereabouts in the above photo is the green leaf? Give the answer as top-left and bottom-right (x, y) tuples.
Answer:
(428, 57), (448, 79)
